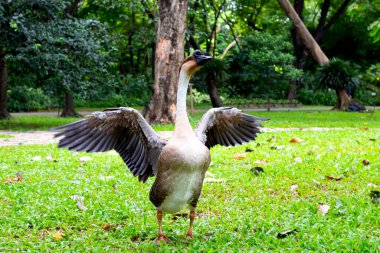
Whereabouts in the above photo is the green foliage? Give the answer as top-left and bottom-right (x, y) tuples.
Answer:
(226, 32), (299, 99)
(317, 58), (360, 90)
(297, 89), (337, 106)
(8, 86), (53, 112)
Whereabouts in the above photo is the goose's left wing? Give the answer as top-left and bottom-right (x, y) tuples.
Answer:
(194, 107), (268, 148)
(53, 107), (167, 182)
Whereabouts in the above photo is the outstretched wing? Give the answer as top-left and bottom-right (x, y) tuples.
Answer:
(194, 107), (268, 148)
(53, 107), (167, 182)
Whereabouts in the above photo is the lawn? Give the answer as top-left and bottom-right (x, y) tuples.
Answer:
(1, 109), (379, 131)
(0, 111), (380, 252)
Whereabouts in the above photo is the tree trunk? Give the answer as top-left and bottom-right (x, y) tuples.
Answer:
(60, 92), (78, 117)
(143, 0), (188, 124)
(278, 0), (352, 109)
(206, 73), (223, 107)
(336, 88), (352, 109)
(0, 51), (10, 119)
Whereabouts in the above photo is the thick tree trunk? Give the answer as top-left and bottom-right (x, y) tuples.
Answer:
(0, 51), (10, 119)
(143, 0), (188, 124)
(60, 92), (78, 117)
(206, 73), (223, 107)
(278, 0), (351, 109)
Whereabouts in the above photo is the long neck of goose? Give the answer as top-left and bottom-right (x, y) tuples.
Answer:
(174, 68), (192, 135)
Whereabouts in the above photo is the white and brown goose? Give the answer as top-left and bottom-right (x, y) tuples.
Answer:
(54, 50), (267, 242)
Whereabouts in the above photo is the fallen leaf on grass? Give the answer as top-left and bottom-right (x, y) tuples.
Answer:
(317, 203), (330, 216)
(31, 156), (42, 161)
(290, 184), (298, 196)
(362, 160), (370, 166)
(76, 202), (88, 211)
(233, 153), (247, 159)
(204, 178), (225, 183)
(254, 159), (268, 165)
(290, 137), (304, 143)
(80, 156), (92, 164)
(325, 175), (342, 181)
(359, 127), (369, 131)
(102, 224), (111, 231)
(52, 232), (64, 240)
(45, 156), (57, 162)
(370, 191), (380, 203)
(3, 171), (23, 184)
(277, 229), (298, 239)
(250, 167), (264, 176)
(267, 189), (278, 195)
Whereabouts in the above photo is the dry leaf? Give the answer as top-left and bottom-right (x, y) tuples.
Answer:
(267, 189), (278, 195)
(362, 160), (370, 166)
(80, 156), (92, 164)
(102, 224), (111, 231)
(31, 156), (42, 161)
(254, 159), (268, 165)
(204, 178), (225, 183)
(325, 175), (342, 181)
(70, 195), (84, 202)
(317, 203), (330, 215)
(359, 127), (369, 131)
(277, 229), (298, 239)
(52, 232), (64, 240)
(290, 184), (299, 196)
(76, 202), (88, 211)
(3, 171), (23, 184)
(290, 137), (304, 143)
(45, 156), (56, 162)
(233, 153), (247, 159)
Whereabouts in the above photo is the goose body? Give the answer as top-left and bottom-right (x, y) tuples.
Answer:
(53, 50), (268, 242)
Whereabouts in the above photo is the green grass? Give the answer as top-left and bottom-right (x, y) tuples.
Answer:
(1, 110), (379, 131)
(1, 128), (379, 251)
(0, 134), (14, 138)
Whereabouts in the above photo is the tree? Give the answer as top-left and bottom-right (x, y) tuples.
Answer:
(278, 0), (352, 109)
(143, 0), (188, 124)
(0, 51), (8, 119)
(0, 0), (114, 118)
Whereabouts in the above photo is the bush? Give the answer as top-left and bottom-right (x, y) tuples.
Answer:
(8, 86), (53, 112)
(297, 88), (336, 106)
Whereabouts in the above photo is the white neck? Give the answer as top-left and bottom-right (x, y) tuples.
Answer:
(174, 68), (193, 136)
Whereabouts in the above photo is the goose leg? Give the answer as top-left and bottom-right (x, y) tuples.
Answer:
(156, 210), (169, 244)
(186, 210), (196, 240)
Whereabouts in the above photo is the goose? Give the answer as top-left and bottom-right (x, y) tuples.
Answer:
(54, 49), (268, 243)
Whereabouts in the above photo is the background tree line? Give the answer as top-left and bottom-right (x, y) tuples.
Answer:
(1, 0), (379, 121)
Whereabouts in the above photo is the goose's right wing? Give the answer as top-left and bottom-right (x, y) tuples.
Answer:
(53, 107), (167, 182)
(195, 107), (268, 148)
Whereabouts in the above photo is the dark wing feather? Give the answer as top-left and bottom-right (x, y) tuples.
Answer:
(52, 107), (167, 182)
(194, 107), (268, 148)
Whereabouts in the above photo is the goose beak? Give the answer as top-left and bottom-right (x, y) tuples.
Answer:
(195, 53), (213, 66)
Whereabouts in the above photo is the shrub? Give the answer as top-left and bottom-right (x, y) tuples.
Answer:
(8, 86), (53, 112)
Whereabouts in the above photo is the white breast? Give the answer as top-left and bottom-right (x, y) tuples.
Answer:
(159, 139), (210, 214)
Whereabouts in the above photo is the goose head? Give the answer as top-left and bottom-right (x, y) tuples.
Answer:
(181, 49), (212, 75)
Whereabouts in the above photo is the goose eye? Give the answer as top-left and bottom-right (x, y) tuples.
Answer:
(194, 50), (200, 56)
